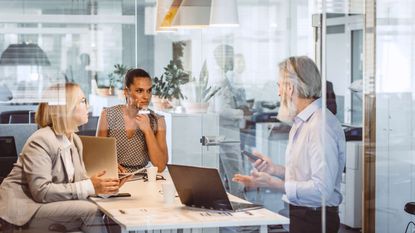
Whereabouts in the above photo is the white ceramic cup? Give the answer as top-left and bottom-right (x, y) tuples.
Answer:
(146, 166), (158, 182)
(162, 182), (176, 204)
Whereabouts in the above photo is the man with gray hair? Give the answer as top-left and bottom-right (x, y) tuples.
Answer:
(233, 56), (345, 233)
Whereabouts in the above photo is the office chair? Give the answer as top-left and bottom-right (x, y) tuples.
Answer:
(0, 137), (18, 232)
(77, 114), (99, 136)
(0, 136), (18, 184)
(0, 124), (38, 154)
(0, 157), (17, 184)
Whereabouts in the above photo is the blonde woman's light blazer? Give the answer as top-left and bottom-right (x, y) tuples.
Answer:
(0, 126), (90, 226)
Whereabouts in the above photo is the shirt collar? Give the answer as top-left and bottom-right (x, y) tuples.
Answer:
(57, 134), (73, 149)
(294, 98), (322, 123)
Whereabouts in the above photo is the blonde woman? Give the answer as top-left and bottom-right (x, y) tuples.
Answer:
(0, 83), (118, 233)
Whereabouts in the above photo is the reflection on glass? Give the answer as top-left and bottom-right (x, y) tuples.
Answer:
(375, 1), (415, 232)
(0, 0), (135, 105)
(351, 29), (363, 125)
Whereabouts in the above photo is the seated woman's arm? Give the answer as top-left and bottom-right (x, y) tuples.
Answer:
(22, 138), (88, 203)
(138, 115), (168, 172)
(23, 133), (119, 203)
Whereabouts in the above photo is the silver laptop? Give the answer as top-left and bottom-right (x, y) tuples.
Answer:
(80, 136), (118, 179)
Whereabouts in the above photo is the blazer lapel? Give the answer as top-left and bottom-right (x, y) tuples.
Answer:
(57, 135), (73, 182)
(58, 147), (70, 181)
(71, 147), (82, 181)
(72, 136), (86, 181)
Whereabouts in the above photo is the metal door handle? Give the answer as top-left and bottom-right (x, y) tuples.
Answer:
(200, 136), (240, 146)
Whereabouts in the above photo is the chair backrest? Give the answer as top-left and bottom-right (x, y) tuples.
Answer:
(0, 136), (18, 184)
(77, 115), (99, 136)
(0, 110), (35, 124)
(0, 136), (17, 157)
(0, 124), (38, 155)
(0, 157), (17, 184)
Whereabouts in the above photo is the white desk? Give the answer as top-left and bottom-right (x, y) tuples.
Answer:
(90, 177), (289, 233)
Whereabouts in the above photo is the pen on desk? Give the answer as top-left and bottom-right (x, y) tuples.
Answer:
(119, 209), (126, 214)
(245, 211), (253, 216)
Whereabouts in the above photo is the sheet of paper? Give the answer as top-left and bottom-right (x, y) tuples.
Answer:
(118, 167), (147, 178)
(109, 207), (190, 224)
(185, 210), (265, 221)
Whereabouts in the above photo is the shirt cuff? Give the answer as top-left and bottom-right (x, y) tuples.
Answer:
(285, 181), (298, 202)
(75, 179), (96, 199)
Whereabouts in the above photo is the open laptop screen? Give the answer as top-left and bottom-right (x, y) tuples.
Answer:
(167, 164), (233, 211)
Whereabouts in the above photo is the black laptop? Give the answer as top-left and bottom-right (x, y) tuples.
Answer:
(167, 164), (263, 211)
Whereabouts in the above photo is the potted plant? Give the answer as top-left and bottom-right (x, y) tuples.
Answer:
(96, 64), (129, 96)
(96, 73), (113, 96)
(96, 85), (113, 96)
(152, 75), (173, 110)
(181, 61), (221, 113)
(152, 41), (190, 110)
(109, 64), (129, 98)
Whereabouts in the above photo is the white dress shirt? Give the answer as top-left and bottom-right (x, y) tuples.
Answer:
(283, 98), (346, 207)
(58, 135), (95, 199)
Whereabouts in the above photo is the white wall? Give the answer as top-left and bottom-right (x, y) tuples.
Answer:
(326, 33), (348, 96)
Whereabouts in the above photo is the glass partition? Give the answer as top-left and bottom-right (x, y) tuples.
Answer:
(151, 4), (317, 226)
(320, 1), (364, 232)
(0, 0), (379, 233)
(374, 0), (415, 232)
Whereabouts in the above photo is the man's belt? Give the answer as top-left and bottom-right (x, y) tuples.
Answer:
(289, 204), (339, 212)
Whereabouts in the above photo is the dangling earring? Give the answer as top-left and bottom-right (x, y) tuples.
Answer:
(124, 88), (129, 106)
(125, 95), (131, 108)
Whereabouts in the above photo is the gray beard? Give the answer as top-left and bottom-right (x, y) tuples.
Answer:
(277, 95), (297, 125)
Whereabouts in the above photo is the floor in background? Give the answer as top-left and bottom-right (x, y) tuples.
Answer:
(339, 224), (361, 233)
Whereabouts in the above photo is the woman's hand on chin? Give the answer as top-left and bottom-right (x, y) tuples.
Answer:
(135, 114), (152, 133)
